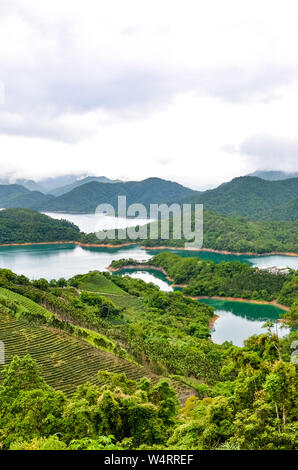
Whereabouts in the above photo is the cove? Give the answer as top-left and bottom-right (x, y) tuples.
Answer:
(0, 244), (151, 280)
(0, 243), (297, 281)
(113, 268), (290, 347)
(197, 298), (289, 346)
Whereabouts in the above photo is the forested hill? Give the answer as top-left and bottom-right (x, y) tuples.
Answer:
(0, 208), (297, 254)
(1, 176), (297, 222)
(0, 208), (83, 244)
(180, 176), (298, 221)
(140, 210), (298, 253)
(0, 184), (54, 210)
(41, 177), (196, 212)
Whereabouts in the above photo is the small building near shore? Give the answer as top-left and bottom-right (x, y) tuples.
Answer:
(259, 266), (291, 275)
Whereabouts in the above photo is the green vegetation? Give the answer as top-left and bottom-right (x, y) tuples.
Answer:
(141, 210), (298, 253)
(0, 208), (107, 246)
(112, 252), (293, 302)
(0, 208), (82, 244)
(0, 310), (144, 396)
(0, 283), (196, 402)
(0, 330), (297, 449)
(278, 271), (298, 307)
(0, 174), (297, 451)
(101, 209), (298, 253)
(0, 184), (53, 209)
(1, 207), (297, 254)
(0, 264), (297, 450)
(0, 268), (220, 384)
(181, 176), (298, 221)
(42, 177), (195, 212)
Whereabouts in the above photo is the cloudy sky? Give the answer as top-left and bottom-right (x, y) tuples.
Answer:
(1, 0), (298, 189)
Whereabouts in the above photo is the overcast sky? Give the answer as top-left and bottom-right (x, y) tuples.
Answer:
(1, 0), (298, 189)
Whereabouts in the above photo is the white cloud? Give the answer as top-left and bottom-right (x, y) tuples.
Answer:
(0, 0), (298, 186)
(238, 134), (298, 171)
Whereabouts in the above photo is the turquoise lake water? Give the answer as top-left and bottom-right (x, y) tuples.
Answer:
(0, 213), (295, 346)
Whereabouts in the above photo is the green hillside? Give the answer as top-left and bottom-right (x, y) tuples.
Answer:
(0, 208), (82, 244)
(138, 210), (298, 253)
(0, 184), (53, 209)
(260, 196), (298, 221)
(181, 176), (298, 220)
(1, 207), (297, 254)
(0, 283), (194, 400)
(41, 177), (196, 212)
(0, 267), (297, 450)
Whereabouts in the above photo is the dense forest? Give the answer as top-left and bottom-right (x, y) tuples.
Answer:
(0, 178), (195, 212)
(140, 210), (298, 253)
(180, 176), (298, 221)
(0, 265), (297, 450)
(0, 208), (83, 244)
(2, 208), (297, 254)
(111, 252), (298, 323)
(145, 252), (291, 301)
(0, 185), (54, 210)
(41, 177), (195, 212)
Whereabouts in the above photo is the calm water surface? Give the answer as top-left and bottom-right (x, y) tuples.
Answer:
(114, 268), (290, 346)
(0, 213), (294, 345)
(43, 212), (153, 234)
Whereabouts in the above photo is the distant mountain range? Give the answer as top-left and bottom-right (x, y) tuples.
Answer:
(0, 184), (54, 210)
(0, 173), (297, 221)
(42, 177), (195, 212)
(0, 178), (196, 213)
(49, 176), (122, 197)
(247, 170), (298, 180)
(0, 174), (120, 194)
(0, 178), (45, 193)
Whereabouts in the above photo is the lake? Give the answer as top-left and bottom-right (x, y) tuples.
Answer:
(0, 213), (295, 346)
(43, 212), (298, 269)
(43, 212), (153, 234)
(0, 243), (297, 280)
(113, 268), (290, 346)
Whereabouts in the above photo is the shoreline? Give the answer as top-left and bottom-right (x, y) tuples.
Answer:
(142, 245), (298, 257)
(0, 241), (139, 248)
(107, 264), (176, 284)
(192, 295), (290, 312)
(107, 264), (290, 311)
(0, 240), (297, 257)
(209, 315), (220, 328)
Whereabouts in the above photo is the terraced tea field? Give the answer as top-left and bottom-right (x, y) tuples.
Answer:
(77, 272), (147, 318)
(0, 287), (55, 320)
(78, 272), (126, 295)
(0, 310), (194, 402)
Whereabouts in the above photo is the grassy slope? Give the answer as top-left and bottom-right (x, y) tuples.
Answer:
(76, 271), (156, 320)
(0, 284), (194, 402)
